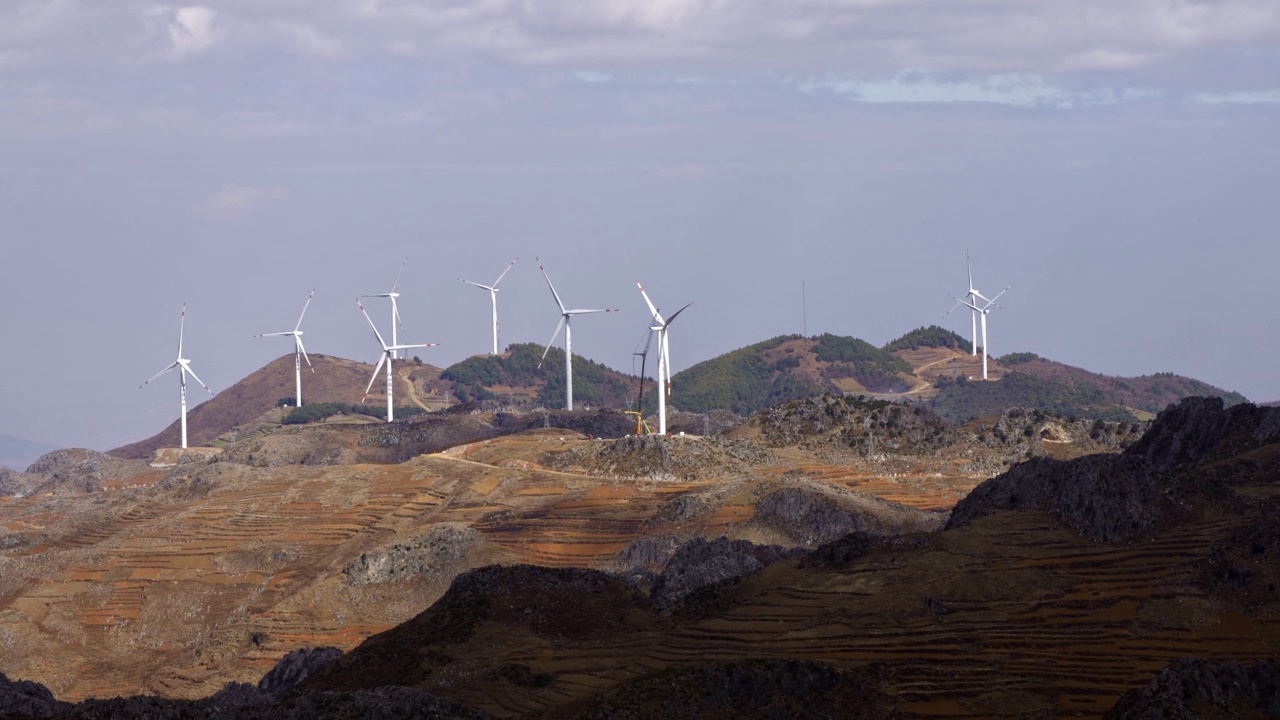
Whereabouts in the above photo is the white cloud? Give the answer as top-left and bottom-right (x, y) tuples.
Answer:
(197, 184), (284, 217)
(152, 5), (221, 60)
(799, 72), (1164, 109)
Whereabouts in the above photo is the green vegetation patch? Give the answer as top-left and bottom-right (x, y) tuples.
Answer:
(666, 335), (821, 415)
(882, 325), (970, 353)
(442, 343), (633, 410)
(998, 352), (1040, 365)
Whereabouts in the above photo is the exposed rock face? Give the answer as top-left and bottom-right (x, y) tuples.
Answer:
(753, 488), (867, 546)
(752, 394), (960, 453)
(344, 524), (479, 586)
(0, 467), (39, 496)
(947, 454), (1163, 542)
(1105, 658), (1280, 719)
(1125, 397), (1278, 471)
(24, 449), (149, 494)
(257, 647), (343, 697)
(547, 434), (773, 480)
(650, 536), (800, 607)
(949, 398), (1280, 542)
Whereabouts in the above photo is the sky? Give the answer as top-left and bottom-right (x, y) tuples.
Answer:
(1, 0), (1278, 451)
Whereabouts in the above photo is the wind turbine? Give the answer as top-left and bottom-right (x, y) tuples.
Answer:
(140, 304), (214, 449)
(459, 258), (517, 355)
(947, 285), (1012, 380)
(357, 298), (437, 422)
(636, 281), (693, 436)
(255, 290), (315, 408)
(362, 257), (408, 359)
(952, 251), (994, 356)
(536, 258), (618, 411)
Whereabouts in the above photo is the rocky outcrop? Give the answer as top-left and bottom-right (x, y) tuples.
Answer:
(547, 434), (773, 481)
(649, 536), (801, 607)
(24, 449), (150, 494)
(1125, 397), (1279, 471)
(343, 524), (479, 586)
(257, 647), (343, 697)
(1105, 658), (1280, 719)
(0, 467), (40, 496)
(949, 398), (1280, 542)
(0, 657), (485, 719)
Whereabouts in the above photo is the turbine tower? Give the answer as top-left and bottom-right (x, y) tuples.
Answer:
(636, 281), (693, 436)
(953, 251), (994, 356)
(255, 289), (315, 407)
(459, 258), (517, 355)
(358, 298), (437, 422)
(362, 257), (408, 359)
(536, 259), (618, 411)
(947, 285), (1012, 380)
(140, 304), (214, 449)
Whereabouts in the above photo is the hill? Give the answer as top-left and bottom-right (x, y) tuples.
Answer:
(0, 433), (60, 471)
(996, 353), (1247, 415)
(431, 343), (639, 410)
(111, 354), (445, 459)
(665, 334), (915, 415)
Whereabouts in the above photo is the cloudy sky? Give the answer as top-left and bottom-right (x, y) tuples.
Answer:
(2, 0), (1278, 450)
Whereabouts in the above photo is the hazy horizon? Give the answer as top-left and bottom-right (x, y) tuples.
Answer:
(2, 1), (1277, 451)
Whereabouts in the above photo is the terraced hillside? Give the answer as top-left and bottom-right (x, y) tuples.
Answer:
(295, 398), (1280, 719)
(2, 411), (968, 701)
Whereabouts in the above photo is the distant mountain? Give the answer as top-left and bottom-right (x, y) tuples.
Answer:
(432, 343), (639, 410)
(0, 433), (60, 471)
(111, 354), (443, 459)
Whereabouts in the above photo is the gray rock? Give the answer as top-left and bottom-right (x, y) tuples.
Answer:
(1106, 658), (1280, 719)
(258, 647), (343, 698)
(650, 536), (799, 607)
(344, 524), (478, 586)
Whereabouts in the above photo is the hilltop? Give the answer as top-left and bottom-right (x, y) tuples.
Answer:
(0, 433), (60, 471)
(110, 354), (448, 459)
(428, 342), (639, 409)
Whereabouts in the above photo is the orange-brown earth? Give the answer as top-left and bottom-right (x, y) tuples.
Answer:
(1, 417), (981, 701)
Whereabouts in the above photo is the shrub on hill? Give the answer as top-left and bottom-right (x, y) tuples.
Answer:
(441, 343), (633, 410)
(665, 336), (822, 415)
(930, 371), (1137, 424)
(999, 352), (1040, 365)
(812, 334), (914, 393)
(882, 325), (970, 352)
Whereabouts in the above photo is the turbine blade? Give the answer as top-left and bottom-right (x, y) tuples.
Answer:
(951, 296), (982, 313)
(566, 308), (619, 315)
(391, 296), (403, 329)
(296, 336), (314, 371)
(390, 343), (439, 350)
(141, 361), (179, 388)
(358, 298), (390, 349)
(984, 284), (1013, 309)
(537, 258), (567, 313)
(663, 332), (673, 396)
(364, 353), (387, 397)
(943, 299), (963, 318)
(295, 289), (315, 331)
(460, 279), (493, 291)
(966, 250), (973, 292)
(665, 302), (694, 326)
(539, 316), (566, 368)
(182, 363), (214, 395)
(492, 258), (517, 287)
(256, 331), (293, 338)
(636, 281), (662, 324)
(390, 257), (407, 293)
(177, 303), (186, 358)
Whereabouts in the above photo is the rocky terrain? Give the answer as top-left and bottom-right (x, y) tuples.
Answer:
(1, 395), (1275, 718)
